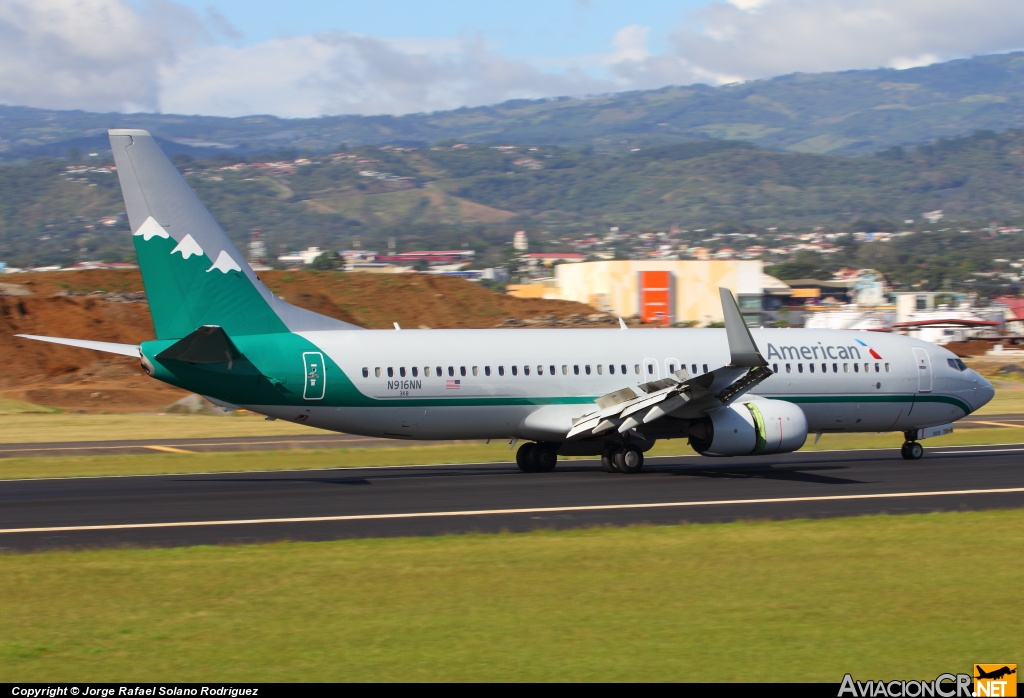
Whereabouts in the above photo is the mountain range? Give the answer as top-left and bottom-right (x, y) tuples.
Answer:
(5, 52), (1024, 159)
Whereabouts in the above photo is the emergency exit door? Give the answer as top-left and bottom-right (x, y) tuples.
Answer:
(303, 352), (326, 400)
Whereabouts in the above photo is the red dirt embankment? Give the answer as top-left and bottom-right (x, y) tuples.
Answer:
(1, 270), (612, 412)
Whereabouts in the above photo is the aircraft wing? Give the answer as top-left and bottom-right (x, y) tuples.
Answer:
(566, 288), (771, 440)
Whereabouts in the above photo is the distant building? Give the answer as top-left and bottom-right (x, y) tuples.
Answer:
(248, 230), (267, 265)
(513, 231), (528, 252)
(508, 259), (767, 326)
(277, 246), (324, 266)
(373, 250), (475, 265)
(521, 253), (585, 267)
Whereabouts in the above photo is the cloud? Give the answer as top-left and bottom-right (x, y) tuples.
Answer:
(726, 0), (772, 10)
(4, 0), (1024, 118)
(0, 0), (207, 112)
(634, 0), (1024, 87)
(204, 6), (243, 41)
(608, 25), (651, 64)
(160, 32), (612, 117)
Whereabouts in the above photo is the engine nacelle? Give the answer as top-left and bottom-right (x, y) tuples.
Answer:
(689, 398), (808, 456)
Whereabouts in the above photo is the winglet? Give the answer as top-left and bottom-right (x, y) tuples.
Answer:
(619, 317), (627, 330)
(719, 288), (767, 367)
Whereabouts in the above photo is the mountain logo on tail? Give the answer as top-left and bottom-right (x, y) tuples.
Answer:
(134, 217), (169, 240)
(171, 234), (203, 259)
(134, 215), (241, 274)
(207, 250), (242, 274)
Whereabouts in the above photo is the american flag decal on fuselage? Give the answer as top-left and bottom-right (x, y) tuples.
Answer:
(446, 379), (461, 390)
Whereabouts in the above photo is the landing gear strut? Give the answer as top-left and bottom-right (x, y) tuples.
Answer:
(900, 429), (924, 460)
(516, 442), (558, 473)
(900, 440), (924, 460)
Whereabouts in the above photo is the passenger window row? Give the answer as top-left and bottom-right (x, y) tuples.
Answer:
(360, 362), (709, 379)
(771, 362), (891, 375)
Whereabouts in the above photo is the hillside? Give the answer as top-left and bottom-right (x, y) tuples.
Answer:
(5, 52), (1024, 159)
(7, 129), (1024, 270)
(0, 270), (613, 412)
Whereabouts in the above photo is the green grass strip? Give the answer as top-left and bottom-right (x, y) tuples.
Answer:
(0, 510), (1020, 681)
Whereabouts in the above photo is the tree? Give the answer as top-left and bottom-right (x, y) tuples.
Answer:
(311, 251), (343, 270)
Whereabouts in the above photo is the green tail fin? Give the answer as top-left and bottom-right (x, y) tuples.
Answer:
(109, 129), (361, 339)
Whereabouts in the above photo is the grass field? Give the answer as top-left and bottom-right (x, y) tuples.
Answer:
(0, 411), (313, 443)
(0, 397), (60, 415)
(0, 427), (1021, 481)
(0, 510), (1019, 681)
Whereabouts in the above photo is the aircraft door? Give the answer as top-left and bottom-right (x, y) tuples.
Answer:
(302, 351), (326, 400)
(912, 348), (932, 393)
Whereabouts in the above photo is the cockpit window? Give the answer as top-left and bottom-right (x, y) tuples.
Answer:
(947, 358), (968, 372)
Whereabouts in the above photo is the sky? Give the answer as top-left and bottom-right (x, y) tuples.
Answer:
(2, 0), (1024, 119)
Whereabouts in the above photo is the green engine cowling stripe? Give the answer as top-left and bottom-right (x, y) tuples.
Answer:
(746, 402), (768, 454)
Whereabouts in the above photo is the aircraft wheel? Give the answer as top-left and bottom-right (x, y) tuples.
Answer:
(516, 442), (537, 472)
(614, 445), (644, 474)
(900, 441), (924, 460)
(600, 449), (619, 473)
(533, 443), (559, 473)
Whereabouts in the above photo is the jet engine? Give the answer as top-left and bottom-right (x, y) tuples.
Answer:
(688, 398), (808, 456)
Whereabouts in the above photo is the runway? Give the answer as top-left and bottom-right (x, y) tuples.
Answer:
(1, 412), (1022, 458)
(0, 432), (464, 458)
(1, 444), (1022, 551)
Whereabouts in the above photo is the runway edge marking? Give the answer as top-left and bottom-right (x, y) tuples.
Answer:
(3, 487), (1024, 535)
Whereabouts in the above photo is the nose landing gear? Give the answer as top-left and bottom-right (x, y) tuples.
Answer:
(900, 429), (925, 459)
(900, 440), (924, 460)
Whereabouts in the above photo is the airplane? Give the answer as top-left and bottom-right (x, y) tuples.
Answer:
(976, 667), (1016, 681)
(15, 129), (995, 474)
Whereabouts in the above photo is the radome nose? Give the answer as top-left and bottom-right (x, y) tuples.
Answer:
(974, 374), (995, 411)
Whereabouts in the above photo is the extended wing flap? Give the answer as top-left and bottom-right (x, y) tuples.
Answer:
(565, 289), (774, 441)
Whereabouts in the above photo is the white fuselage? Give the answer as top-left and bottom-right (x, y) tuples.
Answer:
(245, 327), (993, 442)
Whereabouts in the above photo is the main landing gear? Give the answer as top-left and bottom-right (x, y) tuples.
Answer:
(900, 431), (924, 460)
(516, 442), (559, 473)
(515, 441), (645, 474)
(600, 444), (644, 474)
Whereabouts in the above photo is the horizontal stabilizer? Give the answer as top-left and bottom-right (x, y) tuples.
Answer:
(15, 334), (140, 357)
(156, 325), (241, 364)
